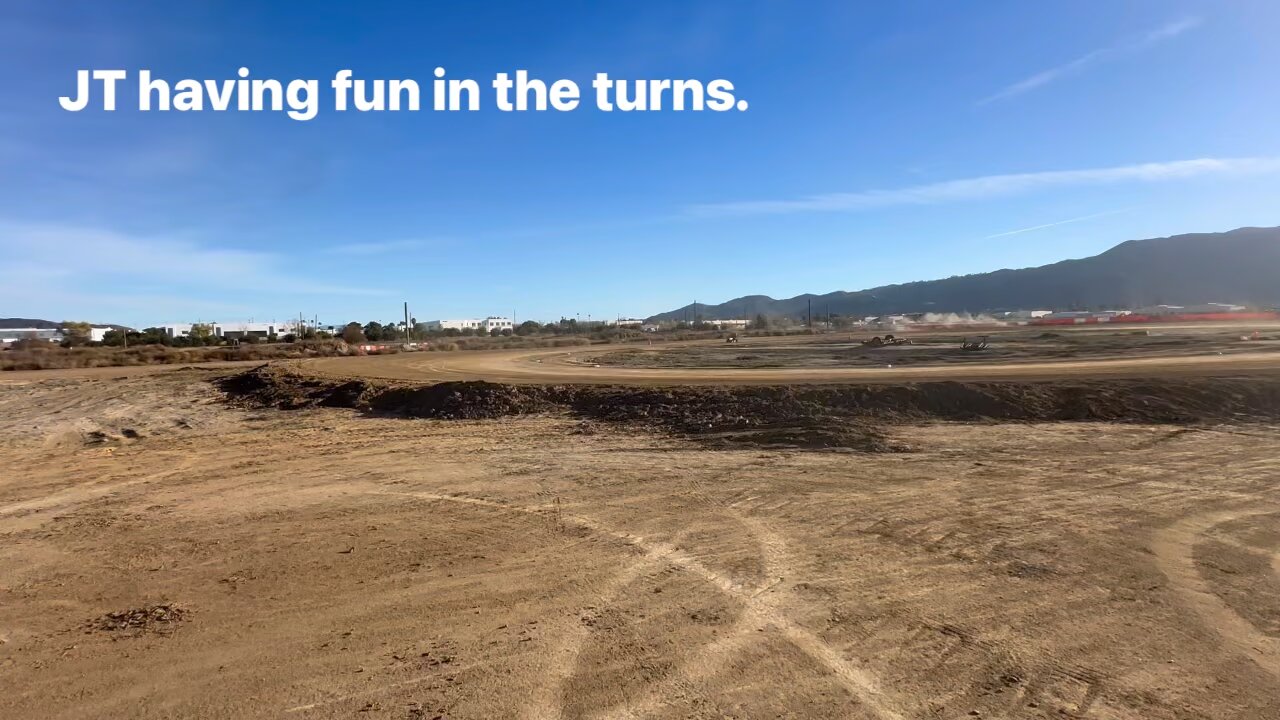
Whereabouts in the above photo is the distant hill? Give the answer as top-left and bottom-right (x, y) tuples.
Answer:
(0, 319), (126, 330)
(648, 227), (1280, 322)
(0, 318), (64, 329)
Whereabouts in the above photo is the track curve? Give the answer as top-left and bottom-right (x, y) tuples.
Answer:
(296, 342), (1280, 386)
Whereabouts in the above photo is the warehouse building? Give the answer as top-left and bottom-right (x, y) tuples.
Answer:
(422, 317), (514, 333)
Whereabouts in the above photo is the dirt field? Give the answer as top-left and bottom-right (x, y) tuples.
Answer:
(290, 323), (1280, 386)
(2, 360), (1280, 719)
(589, 328), (1280, 370)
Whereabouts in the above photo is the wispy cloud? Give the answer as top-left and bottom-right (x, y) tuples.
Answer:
(0, 222), (391, 300)
(686, 156), (1280, 218)
(983, 208), (1133, 239)
(322, 239), (441, 256)
(978, 16), (1202, 105)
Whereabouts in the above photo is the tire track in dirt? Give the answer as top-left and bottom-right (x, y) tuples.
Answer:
(590, 467), (803, 716)
(525, 552), (666, 720)
(1152, 508), (1280, 679)
(591, 488), (791, 720)
(377, 490), (906, 720)
(0, 453), (200, 533)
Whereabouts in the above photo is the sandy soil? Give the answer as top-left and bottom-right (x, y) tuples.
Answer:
(3, 370), (1279, 718)
(0, 360), (265, 386)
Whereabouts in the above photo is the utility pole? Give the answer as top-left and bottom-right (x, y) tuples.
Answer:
(403, 302), (410, 344)
(808, 299), (812, 330)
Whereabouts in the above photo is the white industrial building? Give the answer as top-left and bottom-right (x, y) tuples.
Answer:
(423, 317), (514, 333)
(157, 321), (295, 340)
(218, 322), (292, 340)
(0, 328), (62, 344)
(0, 326), (112, 344)
(157, 323), (215, 339)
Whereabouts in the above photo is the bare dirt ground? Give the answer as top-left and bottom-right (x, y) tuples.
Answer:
(3, 367), (1280, 719)
(589, 328), (1280, 370)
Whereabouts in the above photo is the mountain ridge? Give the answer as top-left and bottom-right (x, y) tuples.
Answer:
(0, 319), (126, 330)
(647, 227), (1280, 322)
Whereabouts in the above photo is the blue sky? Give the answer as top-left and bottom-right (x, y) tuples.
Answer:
(3, 1), (1279, 326)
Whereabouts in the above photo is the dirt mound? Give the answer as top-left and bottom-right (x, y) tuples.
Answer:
(370, 382), (558, 419)
(216, 366), (1280, 452)
(562, 385), (900, 451)
(218, 365), (379, 409)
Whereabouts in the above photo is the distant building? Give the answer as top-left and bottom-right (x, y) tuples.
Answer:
(995, 310), (1053, 320)
(157, 323), (211, 339)
(1135, 305), (1185, 315)
(1184, 303), (1247, 314)
(218, 322), (289, 340)
(0, 327), (114, 344)
(710, 319), (749, 329)
(1042, 310), (1129, 319)
(1132, 303), (1248, 315)
(156, 321), (295, 340)
(0, 328), (61, 344)
(610, 318), (646, 327)
(423, 317), (514, 333)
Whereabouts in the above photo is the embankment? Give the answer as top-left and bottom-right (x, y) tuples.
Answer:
(217, 365), (1280, 451)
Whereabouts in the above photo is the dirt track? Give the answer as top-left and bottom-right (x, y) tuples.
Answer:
(298, 342), (1280, 386)
(2, 369), (1279, 718)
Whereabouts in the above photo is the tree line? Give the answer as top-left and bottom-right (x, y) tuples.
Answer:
(47, 317), (658, 349)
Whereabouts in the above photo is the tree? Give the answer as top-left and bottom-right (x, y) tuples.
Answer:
(751, 314), (770, 330)
(189, 323), (216, 345)
(100, 329), (127, 346)
(11, 333), (52, 350)
(515, 320), (542, 336)
(341, 323), (366, 344)
(363, 321), (384, 341)
(140, 327), (170, 345)
(61, 321), (92, 347)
